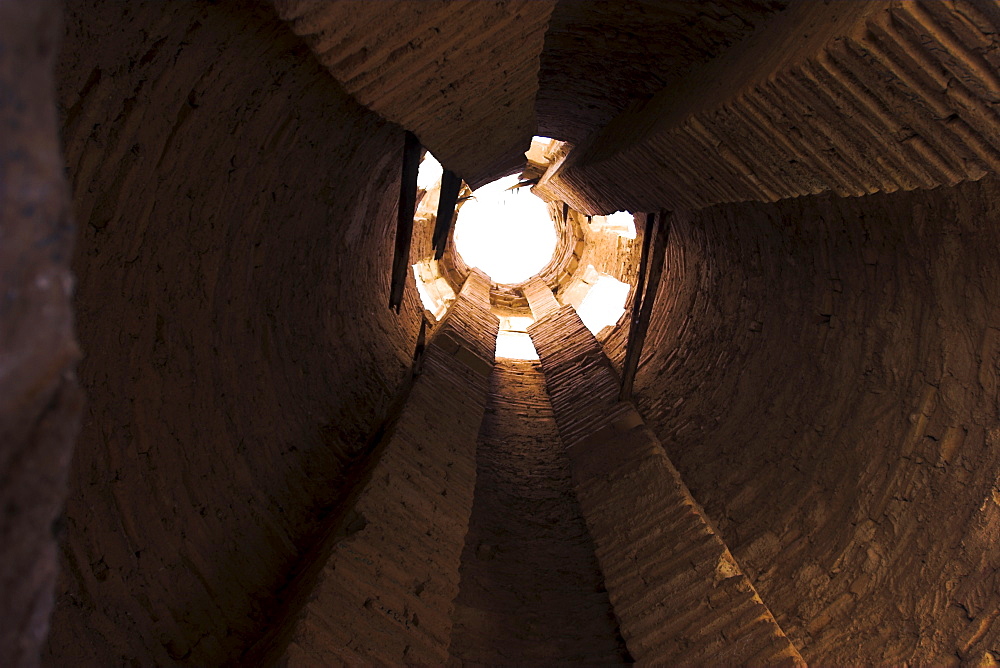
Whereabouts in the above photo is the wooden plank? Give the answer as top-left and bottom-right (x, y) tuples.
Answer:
(620, 211), (671, 400)
(389, 131), (422, 312)
(619, 212), (655, 396)
(433, 169), (462, 259)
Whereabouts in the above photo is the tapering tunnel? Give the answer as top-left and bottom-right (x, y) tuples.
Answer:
(3, 0), (1000, 666)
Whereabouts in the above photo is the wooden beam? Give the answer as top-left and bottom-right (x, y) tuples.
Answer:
(621, 212), (655, 386)
(432, 169), (462, 260)
(620, 211), (671, 401)
(389, 131), (422, 312)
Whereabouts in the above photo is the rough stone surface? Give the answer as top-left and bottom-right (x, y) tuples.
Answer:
(45, 2), (422, 665)
(624, 176), (1000, 664)
(449, 359), (630, 666)
(0, 1), (81, 666)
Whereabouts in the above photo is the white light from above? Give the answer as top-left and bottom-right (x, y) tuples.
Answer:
(412, 262), (455, 321)
(494, 315), (539, 360)
(603, 211), (637, 239)
(495, 331), (539, 360)
(454, 175), (556, 285)
(417, 152), (443, 191)
(576, 274), (631, 335)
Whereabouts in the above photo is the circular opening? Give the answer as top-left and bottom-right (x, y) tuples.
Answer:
(453, 175), (557, 284)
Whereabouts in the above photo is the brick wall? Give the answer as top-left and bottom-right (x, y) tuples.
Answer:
(449, 359), (630, 664)
(274, 0), (556, 188)
(534, 1), (788, 146)
(265, 273), (497, 665)
(45, 2), (424, 664)
(529, 304), (803, 666)
(629, 176), (1000, 664)
(549, 1), (1000, 215)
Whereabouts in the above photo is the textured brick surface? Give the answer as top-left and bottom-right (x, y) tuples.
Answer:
(529, 305), (803, 666)
(270, 273), (497, 665)
(5, 2), (1000, 666)
(524, 278), (561, 320)
(549, 0), (1000, 214)
(45, 3), (423, 665)
(625, 176), (1000, 665)
(449, 360), (629, 665)
(535, 0), (788, 145)
(273, 0), (556, 188)
(0, 2), (81, 665)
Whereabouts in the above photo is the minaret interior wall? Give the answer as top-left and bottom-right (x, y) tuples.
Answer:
(1, 0), (998, 665)
(45, 2), (424, 664)
(630, 178), (1000, 663)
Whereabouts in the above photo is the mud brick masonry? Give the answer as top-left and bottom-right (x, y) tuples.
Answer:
(4, 1), (1000, 666)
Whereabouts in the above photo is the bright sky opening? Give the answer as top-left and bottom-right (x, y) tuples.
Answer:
(495, 316), (539, 360)
(495, 331), (539, 360)
(577, 274), (631, 335)
(417, 152), (443, 191)
(604, 210), (637, 239)
(454, 175), (557, 284)
(412, 262), (455, 321)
